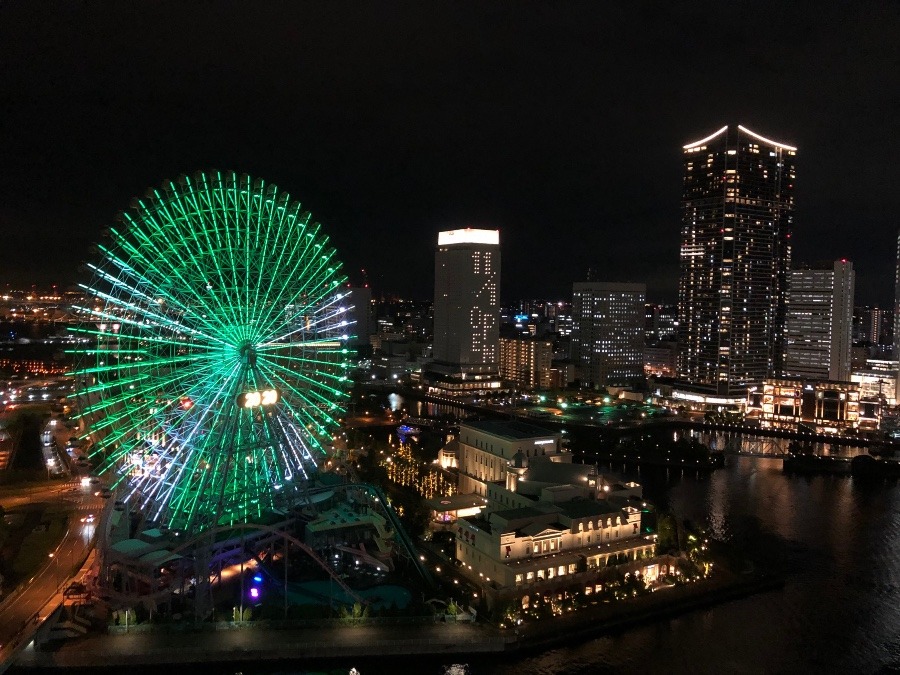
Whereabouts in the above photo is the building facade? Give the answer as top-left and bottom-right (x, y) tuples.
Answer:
(748, 378), (860, 433)
(571, 282), (645, 389)
(428, 229), (502, 396)
(783, 260), (854, 382)
(678, 125), (796, 396)
(447, 420), (658, 610)
(499, 336), (553, 390)
(456, 420), (566, 497)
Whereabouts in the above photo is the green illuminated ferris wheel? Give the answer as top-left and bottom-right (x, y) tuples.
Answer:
(73, 172), (353, 533)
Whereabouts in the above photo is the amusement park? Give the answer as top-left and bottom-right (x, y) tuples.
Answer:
(0, 173), (451, 669)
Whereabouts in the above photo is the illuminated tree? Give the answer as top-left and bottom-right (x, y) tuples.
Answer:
(73, 172), (353, 532)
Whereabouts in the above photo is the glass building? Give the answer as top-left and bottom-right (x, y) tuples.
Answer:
(677, 125), (797, 395)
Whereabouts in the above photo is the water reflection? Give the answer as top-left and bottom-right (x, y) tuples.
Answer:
(463, 456), (900, 674)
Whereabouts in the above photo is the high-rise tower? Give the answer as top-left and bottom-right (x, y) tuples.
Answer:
(894, 229), (900, 397)
(677, 125), (797, 395)
(571, 282), (646, 388)
(429, 228), (501, 394)
(784, 260), (855, 382)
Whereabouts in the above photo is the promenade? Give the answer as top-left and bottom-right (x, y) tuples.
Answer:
(13, 569), (782, 670)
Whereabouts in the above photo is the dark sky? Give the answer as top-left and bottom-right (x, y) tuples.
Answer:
(1, 1), (898, 305)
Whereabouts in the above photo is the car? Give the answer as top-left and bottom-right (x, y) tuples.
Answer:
(80, 514), (95, 523)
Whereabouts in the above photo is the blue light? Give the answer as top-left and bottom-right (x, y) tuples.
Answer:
(253, 575), (263, 583)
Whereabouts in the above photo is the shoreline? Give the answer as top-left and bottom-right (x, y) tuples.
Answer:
(12, 570), (784, 670)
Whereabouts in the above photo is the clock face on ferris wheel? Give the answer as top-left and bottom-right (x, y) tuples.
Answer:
(74, 171), (353, 532)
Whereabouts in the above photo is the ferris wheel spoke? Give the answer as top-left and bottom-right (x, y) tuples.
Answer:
(249, 226), (330, 340)
(168, 179), (249, 332)
(262, 363), (344, 431)
(261, 354), (348, 402)
(118, 211), (241, 336)
(76, 172), (350, 533)
(248, 188), (289, 335)
(112, 218), (234, 332)
(249, 225), (342, 335)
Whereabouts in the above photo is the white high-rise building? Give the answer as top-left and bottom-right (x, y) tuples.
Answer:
(571, 282), (646, 388)
(430, 228), (501, 388)
(784, 260), (854, 382)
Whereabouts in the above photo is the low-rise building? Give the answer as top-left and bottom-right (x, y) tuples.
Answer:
(747, 378), (860, 433)
(444, 420), (658, 612)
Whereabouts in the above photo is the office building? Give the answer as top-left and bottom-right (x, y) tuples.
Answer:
(499, 336), (553, 390)
(571, 282), (645, 388)
(677, 125), (796, 395)
(783, 260), (854, 382)
(427, 228), (503, 396)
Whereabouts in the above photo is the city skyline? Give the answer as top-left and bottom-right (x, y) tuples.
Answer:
(1, 3), (899, 305)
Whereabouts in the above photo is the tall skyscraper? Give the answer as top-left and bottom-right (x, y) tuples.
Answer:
(784, 260), (854, 382)
(894, 229), (900, 396)
(677, 124), (797, 395)
(429, 228), (501, 391)
(571, 282), (645, 388)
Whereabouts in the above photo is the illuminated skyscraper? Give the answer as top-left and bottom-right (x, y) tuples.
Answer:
(429, 229), (501, 393)
(784, 260), (854, 382)
(677, 125), (797, 395)
(571, 282), (645, 388)
(894, 229), (900, 396)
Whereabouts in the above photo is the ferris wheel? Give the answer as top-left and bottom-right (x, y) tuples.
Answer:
(73, 172), (353, 532)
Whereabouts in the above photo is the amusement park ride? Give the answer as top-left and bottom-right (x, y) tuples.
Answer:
(71, 172), (432, 619)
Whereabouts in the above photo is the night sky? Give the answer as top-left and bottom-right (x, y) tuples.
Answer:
(1, 1), (898, 305)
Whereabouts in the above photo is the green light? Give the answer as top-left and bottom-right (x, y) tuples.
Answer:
(73, 171), (352, 534)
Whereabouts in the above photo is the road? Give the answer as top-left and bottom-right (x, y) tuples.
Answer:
(0, 477), (104, 669)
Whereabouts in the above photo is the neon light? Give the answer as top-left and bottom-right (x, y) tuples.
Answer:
(73, 171), (351, 534)
(683, 125), (728, 149)
(737, 125), (797, 151)
(438, 228), (500, 246)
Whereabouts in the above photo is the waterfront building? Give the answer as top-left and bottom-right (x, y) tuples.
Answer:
(747, 378), (860, 433)
(446, 420), (657, 611)
(571, 282), (646, 389)
(426, 228), (503, 397)
(783, 260), (854, 382)
(677, 125), (796, 396)
(499, 336), (553, 390)
(455, 420), (565, 497)
(851, 359), (898, 406)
